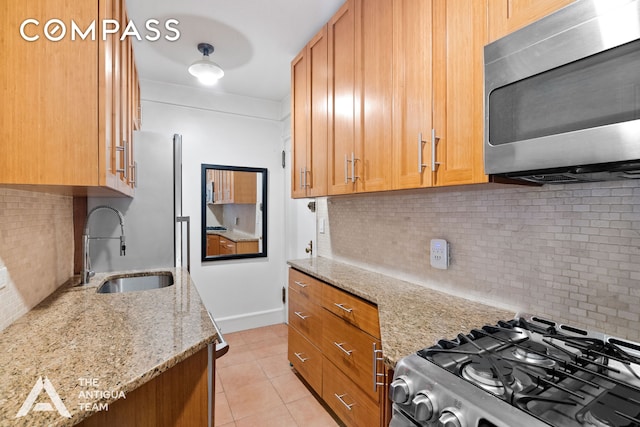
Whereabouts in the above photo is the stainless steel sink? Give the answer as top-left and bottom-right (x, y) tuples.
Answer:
(97, 272), (174, 294)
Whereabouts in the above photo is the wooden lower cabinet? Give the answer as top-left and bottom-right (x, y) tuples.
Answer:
(288, 326), (323, 393)
(287, 268), (389, 427)
(323, 357), (380, 427)
(77, 347), (210, 427)
(207, 234), (220, 256)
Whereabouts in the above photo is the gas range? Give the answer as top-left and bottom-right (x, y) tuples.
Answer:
(390, 314), (640, 427)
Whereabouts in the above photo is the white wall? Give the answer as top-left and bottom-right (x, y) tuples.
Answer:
(90, 80), (288, 333)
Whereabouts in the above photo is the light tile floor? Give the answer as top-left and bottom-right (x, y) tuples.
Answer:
(215, 323), (342, 427)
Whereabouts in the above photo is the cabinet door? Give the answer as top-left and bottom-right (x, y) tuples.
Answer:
(206, 235), (220, 256)
(307, 27), (329, 197)
(328, 0), (358, 195)
(355, 0), (393, 193)
(0, 0), (98, 186)
(392, 0), (435, 190)
(291, 50), (308, 198)
(487, 0), (576, 43)
(432, 0), (487, 187)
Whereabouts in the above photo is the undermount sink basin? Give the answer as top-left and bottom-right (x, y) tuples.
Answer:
(97, 272), (174, 294)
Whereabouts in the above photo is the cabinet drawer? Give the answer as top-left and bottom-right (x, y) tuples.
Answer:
(322, 310), (381, 403)
(288, 326), (322, 395)
(219, 238), (236, 255)
(322, 284), (380, 339)
(289, 268), (322, 302)
(289, 287), (323, 348)
(323, 357), (380, 427)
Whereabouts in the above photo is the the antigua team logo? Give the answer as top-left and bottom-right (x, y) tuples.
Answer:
(15, 377), (71, 419)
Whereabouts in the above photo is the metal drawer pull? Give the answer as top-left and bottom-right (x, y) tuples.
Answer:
(334, 393), (355, 410)
(293, 280), (307, 288)
(294, 352), (309, 363)
(372, 342), (385, 391)
(334, 342), (353, 356)
(334, 303), (353, 313)
(294, 311), (310, 320)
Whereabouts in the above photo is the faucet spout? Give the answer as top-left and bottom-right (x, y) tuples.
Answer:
(82, 205), (126, 284)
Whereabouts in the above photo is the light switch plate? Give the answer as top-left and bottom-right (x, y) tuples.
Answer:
(319, 218), (325, 234)
(0, 267), (7, 290)
(430, 239), (449, 270)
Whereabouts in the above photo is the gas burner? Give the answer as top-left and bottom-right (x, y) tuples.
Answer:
(579, 385), (640, 427)
(513, 341), (556, 367)
(461, 355), (520, 395)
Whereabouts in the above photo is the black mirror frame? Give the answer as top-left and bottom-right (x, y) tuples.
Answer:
(201, 164), (268, 262)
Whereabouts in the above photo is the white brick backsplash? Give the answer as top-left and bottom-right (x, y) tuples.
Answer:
(316, 180), (640, 342)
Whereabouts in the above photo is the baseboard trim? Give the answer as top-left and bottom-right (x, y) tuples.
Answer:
(215, 307), (285, 334)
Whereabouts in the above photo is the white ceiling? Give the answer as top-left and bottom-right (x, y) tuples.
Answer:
(126, 0), (345, 101)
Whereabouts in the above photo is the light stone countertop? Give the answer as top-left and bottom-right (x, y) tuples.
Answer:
(0, 267), (217, 427)
(287, 257), (514, 368)
(206, 229), (258, 242)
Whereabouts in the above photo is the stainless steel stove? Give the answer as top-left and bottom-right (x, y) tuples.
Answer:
(390, 313), (640, 427)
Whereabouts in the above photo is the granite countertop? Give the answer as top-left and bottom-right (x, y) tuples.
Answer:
(206, 229), (258, 242)
(0, 268), (217, 427)
(287, 257), (514, 368)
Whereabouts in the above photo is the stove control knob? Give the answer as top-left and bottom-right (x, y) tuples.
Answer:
(389, 376), (413, 404)
(438, 410), (463, 427)
(412, 392), (436, 422)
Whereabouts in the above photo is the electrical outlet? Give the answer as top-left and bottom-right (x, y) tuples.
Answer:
(234, 217), (239, 225)
(430, 239), (449, 270)
(319, 218), (325, 234)
(0, 267), (7, 290)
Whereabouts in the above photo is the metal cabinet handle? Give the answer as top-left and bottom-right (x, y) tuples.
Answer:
(207, 311), (229, 359)
(116, 141), (126, 178)
(334, 393), (355, 410)
(294, 352), (309, 363)
(372, 342), (385, 391)
(418, 133), (427, 173)
(344, 153), (349, 184)
(294, 311), (310, 320)
(293, 280), (308, 288)
(345, 152), (359, 184)
(129, 161), (137, 187)
(334, 342), (353, 356)
(300, 168), (305, 190)
(351, 152), (356, 183)
(431, 128), (440, 172)
(334, 302), (353, 313)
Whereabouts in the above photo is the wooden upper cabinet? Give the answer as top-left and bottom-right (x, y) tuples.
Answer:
(487, 0), (576, 43)
(355, 0), (393, 193)
(291, 51), (309, 198)
(432, 0), (488, 187)
(391, 0), (435, 190)
(291, 26), (329, 199)
(0, 0), (139, 196)
(328, 0), (358, 195)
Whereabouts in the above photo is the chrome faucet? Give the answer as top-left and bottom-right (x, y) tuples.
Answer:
(82, 205), (126, 284)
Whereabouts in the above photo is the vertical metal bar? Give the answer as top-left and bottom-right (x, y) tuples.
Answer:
(351, 152), (356, 183)
(174, 134), (183, 269)
(344, 153), (349, 184)
(431, 128), (440, 172)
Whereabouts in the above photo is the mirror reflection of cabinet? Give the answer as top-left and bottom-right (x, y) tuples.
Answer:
(201, 164), (268, 262)
(209, 170), (257, 204)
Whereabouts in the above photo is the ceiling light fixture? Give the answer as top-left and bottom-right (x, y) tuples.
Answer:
(188, 43), (224, 86)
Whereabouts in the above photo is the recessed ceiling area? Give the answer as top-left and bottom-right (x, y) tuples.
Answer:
(126, 0), (345, 101)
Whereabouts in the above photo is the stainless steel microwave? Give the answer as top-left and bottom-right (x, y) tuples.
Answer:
(484, 0), (640, 183)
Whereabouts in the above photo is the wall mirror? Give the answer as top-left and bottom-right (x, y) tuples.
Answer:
(201, 164), (268, 261)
